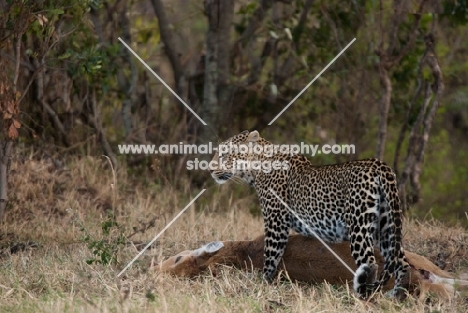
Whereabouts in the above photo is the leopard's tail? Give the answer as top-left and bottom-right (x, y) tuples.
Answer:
(377, 163), (410, 294)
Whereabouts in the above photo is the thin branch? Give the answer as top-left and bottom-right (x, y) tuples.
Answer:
(320, 4), (343, 51)
(400, 84), (431, 190)
(386, 0), (406, 55)
(293, 0), (315, 48)
(12, 34), (21, 93)
(32, 55), (70, 146)
(246, 38), (276, 85)
(389, 0), (427, 66)
(90, 87), (118, 169)
(393, 69), (424, 173)
(0, 52), (34, 71)
(40, 99), (71, 146)
(18, 67), (41, 105)
(275, 0), (316, 89)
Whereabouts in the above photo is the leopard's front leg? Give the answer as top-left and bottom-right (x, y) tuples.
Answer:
(262, 207), (292, 282)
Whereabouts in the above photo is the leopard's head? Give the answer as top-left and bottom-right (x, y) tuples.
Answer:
(210, 130), (266, 185)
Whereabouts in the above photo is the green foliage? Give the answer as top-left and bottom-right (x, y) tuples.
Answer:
(134, 16), (160, 44)
(78, 211), (126, 266)
(67, 44), (120, 87)
(442, 0), (468, 25)
(145, 290), (157, 302)
(234, 2), (258, 35)
(415, 128), (468, 226)
(14, 0), (120, 87)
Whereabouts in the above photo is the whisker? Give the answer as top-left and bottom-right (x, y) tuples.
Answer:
(231, 176), (249, 187)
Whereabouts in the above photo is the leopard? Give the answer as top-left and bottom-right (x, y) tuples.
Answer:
(209, 130), (410, 299)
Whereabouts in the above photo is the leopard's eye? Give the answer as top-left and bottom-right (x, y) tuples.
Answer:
(175, 256), (182, 263)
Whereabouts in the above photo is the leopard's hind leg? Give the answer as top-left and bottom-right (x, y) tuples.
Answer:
(378, 171), (410, 299)
(349, 197), (380, 298)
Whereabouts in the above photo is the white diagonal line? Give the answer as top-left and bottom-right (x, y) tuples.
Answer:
(118, 37), (207, 126)
(117, 189), (206, 277)
(268, 38), (356, 125)
(268, 188), (356, 276)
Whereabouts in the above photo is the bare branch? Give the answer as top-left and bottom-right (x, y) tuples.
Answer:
(246, 38), (276, 85)
(389, 0), (427, 66)
(90, 87), (118, 169)
(294, 0), (315, 47)
(386, 0), (406, 55)
(320, 4), (343, 51)
(12, 34), (21, 93)
(393, 69), (424, 173)
(0, 52), (34, 71)
(390, 13), (423, 66)
(40, 99), (71, 146)
(399, 84), (431, 195)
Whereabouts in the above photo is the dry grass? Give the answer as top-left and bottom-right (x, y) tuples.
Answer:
(0, 155), (467, 312)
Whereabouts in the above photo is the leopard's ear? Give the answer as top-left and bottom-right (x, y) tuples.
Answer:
(247, 130), (260, 142)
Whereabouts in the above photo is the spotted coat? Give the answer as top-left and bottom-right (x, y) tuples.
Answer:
(210, 130), (410, 298)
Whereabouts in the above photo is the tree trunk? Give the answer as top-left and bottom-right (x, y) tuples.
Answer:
(397, 33), (444, 209)
(0, 140), (12, 220)
(150, 0), (183, 84)
(376, 60), (392, 160)
(375, 0), (426, 160)
(217, 0), (234, 131)
(117, 2), (138, 138)
(201, 0), (221, 139)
